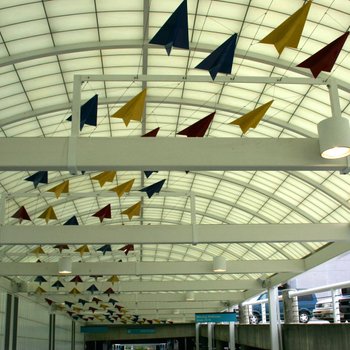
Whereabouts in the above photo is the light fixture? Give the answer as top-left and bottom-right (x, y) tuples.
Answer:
(58, 256), (72, 275)
(318, 117), (350, 159)
(185, 291), (195, 301)
(213, 256), (226, 272)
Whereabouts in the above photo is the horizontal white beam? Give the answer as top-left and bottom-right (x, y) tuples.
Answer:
(0, 138), (345, 172)
(81, 74), (325, 85)
(0, 260), (304, 276)
(1, 224), (349, 245)
(26, 279), (262, 293)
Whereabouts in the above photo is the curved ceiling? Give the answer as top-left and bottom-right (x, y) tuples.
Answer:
(0, 0), (349, 324)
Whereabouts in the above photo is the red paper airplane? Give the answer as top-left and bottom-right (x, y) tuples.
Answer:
(142, 127), (160, 137)
(70, 275), (83, 285)
(119, 244), (134, 255)
(297, 32), (349, 78)
(11, 206), (31, 223)
(177, 112), (215, 137)
(92, 204), (111, 223)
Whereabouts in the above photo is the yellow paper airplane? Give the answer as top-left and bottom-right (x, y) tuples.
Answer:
(35, 286), (46, 294)
(75, 244), (90, 257)
(230, 100), (273, 134)
(100, 304), (109, 310)
(70, 288), (81, 296)
(92, 171), (116, 187)
(32, 246), (45, 256)
(122, 201), (141, 220)
(73, 306), (82, 312)
(47, 180), (69, 199)
(108, 275), (120, 284)
(111, 89), (147, 126)
(259, 1), (312, 54)
(38, 206), (57, 224)
(110, 179), (135, 197)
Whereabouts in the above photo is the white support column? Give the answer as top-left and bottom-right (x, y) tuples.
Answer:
(261, 302), (267, 323)
(208, 322), (213, 350)
(4, 293), (18, 350)
(229, 321), (235, 350)
(268, 287), (283, 350)
(49, 311), (56, 350)
(332, 288), (341, 323)
(195, 323), (200, 350)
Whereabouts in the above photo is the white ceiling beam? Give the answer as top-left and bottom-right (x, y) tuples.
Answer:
(0, 40), (348, 92)
(0, 260), (304, 276)
(1, 223), (349, 245)
(26, 279), (262, 293)
(0, 137), (346, 171)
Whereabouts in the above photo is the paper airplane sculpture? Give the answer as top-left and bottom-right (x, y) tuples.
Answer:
(89, 306), (98, 313)
(11, 206), (31, 223)
(142, 127), (160, 137)
(177, 112), (215, 137)
(64, 215), (79, 225)
(65, 301), (74, 308)
(35, 286), (46, 294)
(110, 179), (135, 197)
(97, 244), (112, 255)
(259, 1), (312, 54)
(45, 298), (54, 306)
(230, 100), (273, 134)
(70, 288), (81, 296)
(70, 275), (83, 285)
(25, 171), (48, 188)
(87, 284), (99, 294)
(122, 202), (141, 220)
(78, 298), (88, 306)
(140, 179), (166, 198)
(111, 89), (147, 126)
(34, 275), (47, 285)
(52, 280), (64, 290)
(92, 171), (116, 187)
(66, 94), (98, 130)
(144, 171), (158, 178)
(32, 246), (45, 256)
(108, 299), (118, 307)
(149, 0), (189, 55)
(92, 297), (102, 304)
(92, 204), (112, 223)
(119, 244), (134, 256)
(195, 34), (237, 80)
(75, 244), (90, 256)
(38, 206), (57, 224)
(108, 275), (120, 285)
(47, 180), (69, 199)
(297, 32), (349, 78)
(104, 288), (115, 296)
(53, 244), (69, 253)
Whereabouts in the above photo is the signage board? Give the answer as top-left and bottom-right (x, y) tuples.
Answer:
(195, 312), (236, 323)
(127, 328), (156, 335)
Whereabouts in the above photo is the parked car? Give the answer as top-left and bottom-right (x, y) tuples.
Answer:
(249, 291), (317, 324)
(313, 294), (350, 322)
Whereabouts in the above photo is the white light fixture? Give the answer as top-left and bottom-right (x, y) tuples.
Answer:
(213, 256), (226, 272)
(318, 117), (350, 159)
(185, 291), (195, 301)
(58, 257), (72, 275)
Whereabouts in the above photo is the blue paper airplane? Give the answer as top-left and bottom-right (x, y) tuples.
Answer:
(149, 0), (189, 55)
(140, 179), (166, 198)
(67, 94), (98, 130)
(87, 284), (99, 294)
(52, 280), (64, 290)
(108, 298), (119, 305)
(144, 170), (158, 178)
(78, 298), (88, 306)
(64, 215), (79, 226)
(34, 275), (47, 285)
(195, 33), (238, 80)
(25, 171), (48, 188)
(65, 301), (74, 308)
(97, 244), (112, 255)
